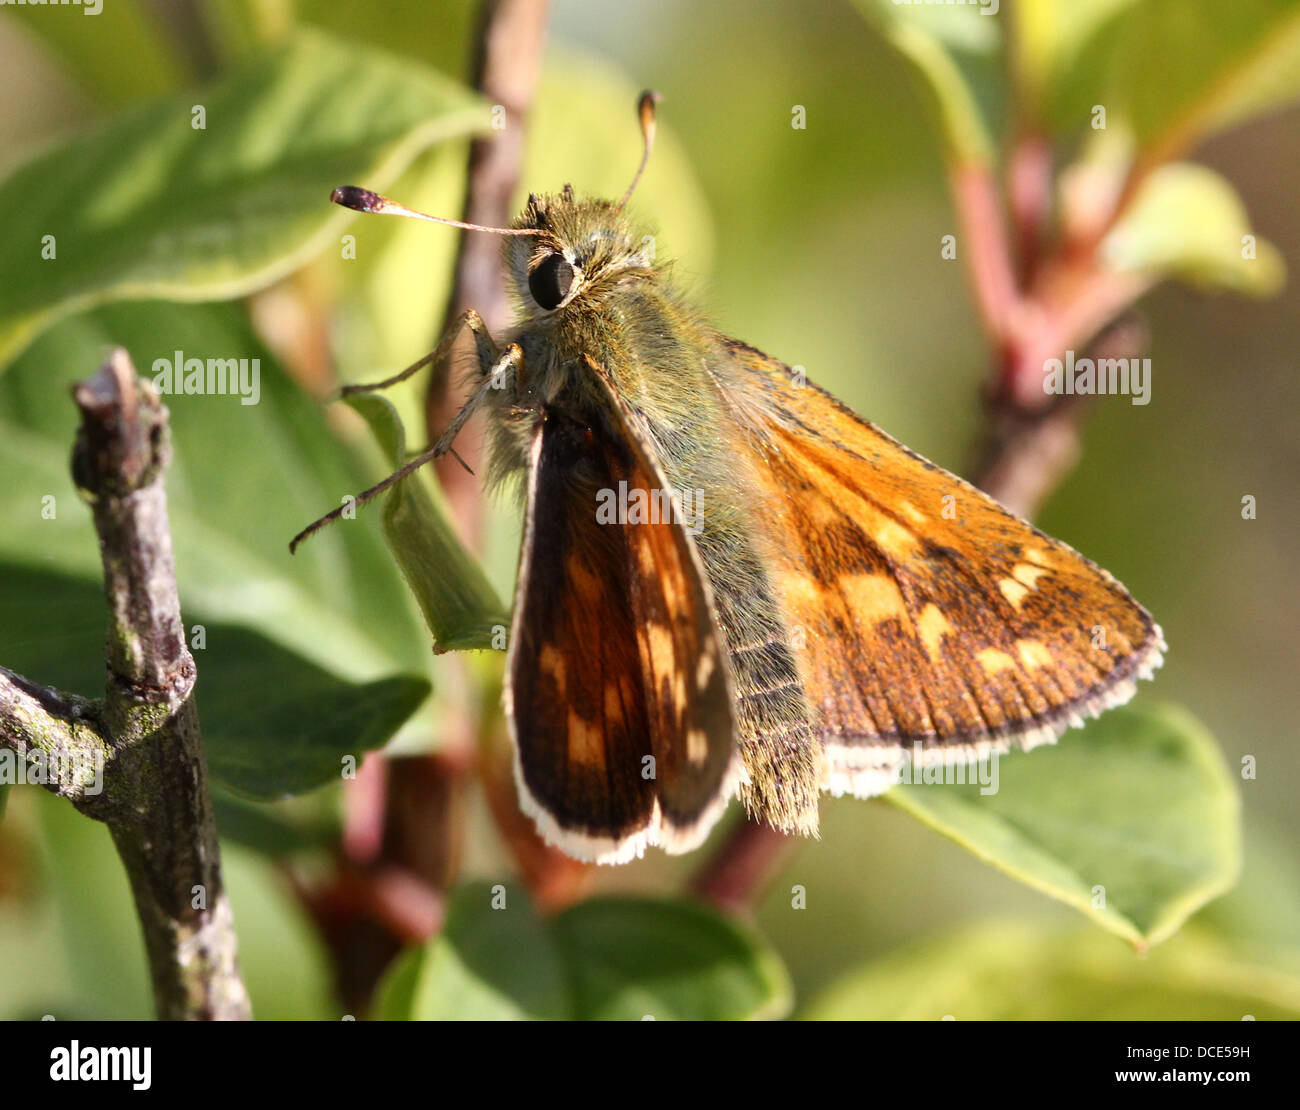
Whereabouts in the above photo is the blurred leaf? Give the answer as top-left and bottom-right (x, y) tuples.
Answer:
(551, 897), (793, 1020)
(0, 26), (489, 369)
(196, 627), (429, 798)
(221, 840), (336, 1018)
(854, 0), (1001, 165)
(344, 393), (508, 653)
(1194, 825), (1300, 965)
(1047, 0), (1300, 153)
(376, 883), (792, 1020)
(0, 302), (443, 768)
(7, 0), (184, 107)
(1103, 162), (1285, 295)
(0, 300), (430, 677)
(524, 48), (716, 277)
(213, 789), (333, 858)
(887, 702), (1241, 948)
(201, 0), (299, 59)
(292, 0), (478, 79)
(1014, 0), (1139, 121)
(375, 883), (568, 1021)
(0, 567), (428, 799)
(802, 919), (1300, 1019)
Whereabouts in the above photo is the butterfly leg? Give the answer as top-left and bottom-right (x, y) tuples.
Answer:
(432, 343), (524, 458)
(339, 309), (498, 397)
(289, 337), (522, 556)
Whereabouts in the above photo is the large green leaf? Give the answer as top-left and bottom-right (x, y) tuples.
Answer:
(0, 299), (429, 677)
(0, 300), (440, 791)
(0, 26), (488, 369)
(886, 702), (1240, 948)
(0, 542), (426, 802)
(802, 921), (1300, 1020)
(375, 883), (792, 1020)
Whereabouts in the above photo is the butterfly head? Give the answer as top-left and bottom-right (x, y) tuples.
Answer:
(504, 187), (654, 315)
(329, 92), (662, 317)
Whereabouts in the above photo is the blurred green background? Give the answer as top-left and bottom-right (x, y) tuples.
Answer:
(0, 0), (1296, 1019)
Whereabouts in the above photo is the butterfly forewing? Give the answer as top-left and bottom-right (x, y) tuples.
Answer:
(717, 339), (1165, 795)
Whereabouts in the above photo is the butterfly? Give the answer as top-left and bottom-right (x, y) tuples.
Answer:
(293, 93), (1164, 864)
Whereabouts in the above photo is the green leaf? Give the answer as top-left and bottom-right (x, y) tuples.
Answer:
(885, 702), (1241, 948)
(343, 394), (508, 653)
(375, 883), (793, 1020)
(0, 566), (428, 799)
(0, 300), (440, 783)
(374, 884), (568, 1021)
(0, 26), (489, 369)
(551, 897), (793, 1021)
(854, 0), (1002, 165)
(1103, 162), (1285, 295)
(1046, 0), (1300, 154)
(0, 300), (429, 678)
(802, 921), (1300, 1020)
(7, 0), (184, 108)
(1013, 0), (1141, 121)
(196, 626), (429, 799)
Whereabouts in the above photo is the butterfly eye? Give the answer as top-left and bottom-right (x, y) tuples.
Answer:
(528, 253), (576, 310)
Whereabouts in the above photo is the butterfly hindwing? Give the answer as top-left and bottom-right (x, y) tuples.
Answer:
(506, 392), (737, 863)
(715, 338), (1165, 795)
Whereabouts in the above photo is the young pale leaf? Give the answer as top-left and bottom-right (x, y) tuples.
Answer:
(0, 27), (488, 369)
(886, 701), (1241, 949)
(802, 921), (1300, 1020)
(1102, 162), (1285, 295)
(342, 393), (509, 653)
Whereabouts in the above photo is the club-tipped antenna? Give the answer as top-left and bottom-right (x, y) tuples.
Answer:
(617, 90), (661, 212)
(330, 185), (539, 236)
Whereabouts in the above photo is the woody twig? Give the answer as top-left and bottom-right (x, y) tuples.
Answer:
(0, 349), (249, 1020)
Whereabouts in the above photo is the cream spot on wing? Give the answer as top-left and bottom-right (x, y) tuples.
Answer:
(696, 648), (715, 689)
(1017, 640), (1053, 669)
(917, 603), (954, 662)
(567, 708), (604, 767)
(976, 648), (1018, 674)
(636, 538), (658, 576)
(646, 623), (676, 676)
(1012, 563), (1051, 589)
(842, 573), (908, 625)
(1023, 547), (1053, 568)
(777, 571), (827, 614)
(1000, 578), (1031, 609)
(686, 728), (709, 766)
(540, 643), (566, 698)
(873, 519), (921, 561)
(900, 500), (927, 526)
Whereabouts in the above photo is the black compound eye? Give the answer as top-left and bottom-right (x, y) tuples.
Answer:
(528, 253), (575, 310)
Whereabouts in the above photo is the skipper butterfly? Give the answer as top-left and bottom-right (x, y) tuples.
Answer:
(293, 94), (1164, 864)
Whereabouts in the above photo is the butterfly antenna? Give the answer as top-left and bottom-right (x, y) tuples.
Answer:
(617, 90), (661, 212)
(330, 186), (538, 236)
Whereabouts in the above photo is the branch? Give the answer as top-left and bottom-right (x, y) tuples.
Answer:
(0, 349), (250, 1020)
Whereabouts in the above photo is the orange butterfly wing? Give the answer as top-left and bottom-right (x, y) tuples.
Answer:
(715, 339), (1165, 796)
